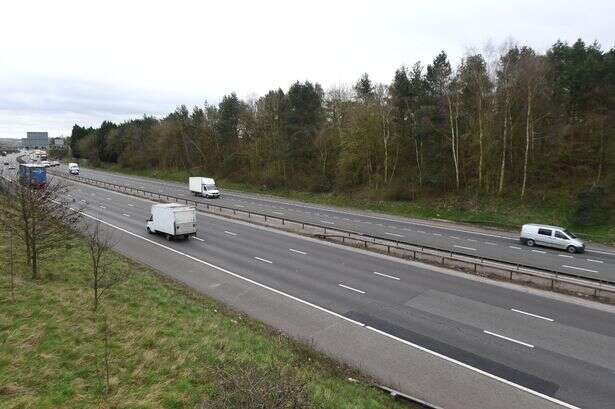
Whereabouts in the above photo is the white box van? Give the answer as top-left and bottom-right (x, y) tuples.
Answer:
(146, 203), (197, 240)
(68, 163), (80, 175)
(189, 177), (220, 198)
(520, 224), (585, 253)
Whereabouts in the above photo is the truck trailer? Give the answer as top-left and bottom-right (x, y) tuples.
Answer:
(18, 163), (47, 188)
(189, 177), (220, 198)
(146, 203), (197, 240)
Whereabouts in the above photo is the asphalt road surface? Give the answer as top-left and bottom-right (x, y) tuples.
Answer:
(3, 154), (615, 408)
(51, 170), (615, 409)
(69, 165), (615, 283)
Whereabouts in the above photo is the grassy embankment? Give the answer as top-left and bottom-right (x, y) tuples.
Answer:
(85, 162), (615, 245)
(0, 216), (408, 408)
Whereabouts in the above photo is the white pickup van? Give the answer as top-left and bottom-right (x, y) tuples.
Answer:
(146, 203), (197, 240)
(189, 177), (220, 198)
(520, 224), (585, 253)
(68, 163), (80, 175)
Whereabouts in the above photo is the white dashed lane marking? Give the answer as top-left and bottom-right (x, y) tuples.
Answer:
(338, 283), (366, 294)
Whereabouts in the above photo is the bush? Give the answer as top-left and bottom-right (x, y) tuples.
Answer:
(569, 185), (610, 226)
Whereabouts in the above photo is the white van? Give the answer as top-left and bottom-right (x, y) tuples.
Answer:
(189, 177), (220, 198)
(520, 224), (585, 253)
(146, 203), (197, 240)
(68, 163), (80, 175)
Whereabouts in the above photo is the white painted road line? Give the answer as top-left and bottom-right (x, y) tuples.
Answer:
(511, 309), (555, 322)
(122, 213), (130, 217)
(558, 254), (573, 258)
(531, 250), (546, 254)
(467, 239), (477, 242)
(288, 248), (307, 255)
(562, 265), (598, 273)
(338, 283), (366, 294)
(485, 242), (497, 246)
(417, 230), (426, 234)
(373, 271), (400, 280)
(192, 236), (205, 242)
(587, 259), (604, 264)
(449, 236), (460, 240)
(454, 245), (476, 251)
(254, 256), (273, 264)
(385, 232), (404, 238)
(127, 204), (134, 207)
(320, 220), (335, 225)
(432, 233), (442, 236)
(106, 197), (111, 200)
(99, 205), (106, 209)
(224, 231), (237, 236)
(272, 211), (284, 215)
(483, 330), (534, 348)
(509, 246), (522, 250)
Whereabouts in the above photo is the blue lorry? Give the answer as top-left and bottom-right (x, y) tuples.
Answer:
(19, 163), (47, 188)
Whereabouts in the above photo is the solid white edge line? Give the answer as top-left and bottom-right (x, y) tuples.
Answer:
(338, 283), (366, 294)
(385, 232), (404, 238)
(69, 192), (581, 409)
(373, 271), (400, 280)
(224, 231), (237, 236)
(483, 330), (535, 348)
(289, 248), (307, 255)
(122, 213), (130, 217)
(191, 236), (205, 242)
(531, 250), (546, 254)
(509, 246), (522, 250)
(254, 256), (273, 264)
(586, 259), (604, 264)
(511, 309), (555, 322)
(562, 265), (598, 274)
(367, 327), (578, 409)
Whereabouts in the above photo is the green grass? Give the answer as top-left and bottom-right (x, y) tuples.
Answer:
(83, 162), (615, 245)
(0, 228), (409, 408)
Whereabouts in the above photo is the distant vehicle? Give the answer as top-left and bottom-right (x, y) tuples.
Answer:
(41, 160), (51, 167)
(18, 163), (47, 188)
(146, 203), (197, 240)
(68, 163), (80, 175)
(1, 151), (6, 156)
(8, 165), (15, 170)
(520, 224), (585, 254)
(50, 160), (60, 167)
(189, 177), (220, 198)
(3, 161), (8, 166)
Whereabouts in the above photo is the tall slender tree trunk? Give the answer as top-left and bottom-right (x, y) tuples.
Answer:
(477, 93), (484, 189)
(447, 95), (460, 190)
(415, 137), (422, 187)
(596, 117), (606, 183)
(498, 94), (510, 194)
(521, 87), (532, 199)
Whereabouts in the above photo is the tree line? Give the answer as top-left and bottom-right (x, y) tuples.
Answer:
(70, 39), (614, 204)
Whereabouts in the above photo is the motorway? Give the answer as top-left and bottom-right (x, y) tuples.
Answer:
(72, 166), (615, 282)
(3, 156), (615, 408)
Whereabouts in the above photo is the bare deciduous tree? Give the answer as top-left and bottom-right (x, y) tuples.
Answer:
(0, 176), (81, 279)
(85, 221), (119, 311)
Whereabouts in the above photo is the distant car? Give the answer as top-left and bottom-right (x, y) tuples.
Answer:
(41, 160), (51, 167)
(8, 165), (15, 170)
(520, 224), (585, 254)
(68, 163), (80, 175)
(3, 161), (8, 165)
(51, 160), (60, 167)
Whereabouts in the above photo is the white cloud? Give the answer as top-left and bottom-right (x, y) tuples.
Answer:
(1, 0), (613, 138)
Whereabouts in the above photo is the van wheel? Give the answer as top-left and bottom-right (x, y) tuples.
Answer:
(526, 239), (535, 247)
(566, 245), (577, 254)
(146, 227), (152, 234)
(165, 234), (172, 241)
(183, 234), (189, 240)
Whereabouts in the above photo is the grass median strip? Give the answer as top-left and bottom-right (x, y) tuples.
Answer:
(0, 223), (407, 408)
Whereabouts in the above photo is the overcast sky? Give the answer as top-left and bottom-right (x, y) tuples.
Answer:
(1, 0), (613, 139)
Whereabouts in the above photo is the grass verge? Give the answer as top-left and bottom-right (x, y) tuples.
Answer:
(82, 162), (615, 245)
(0, 223), (409, 408)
